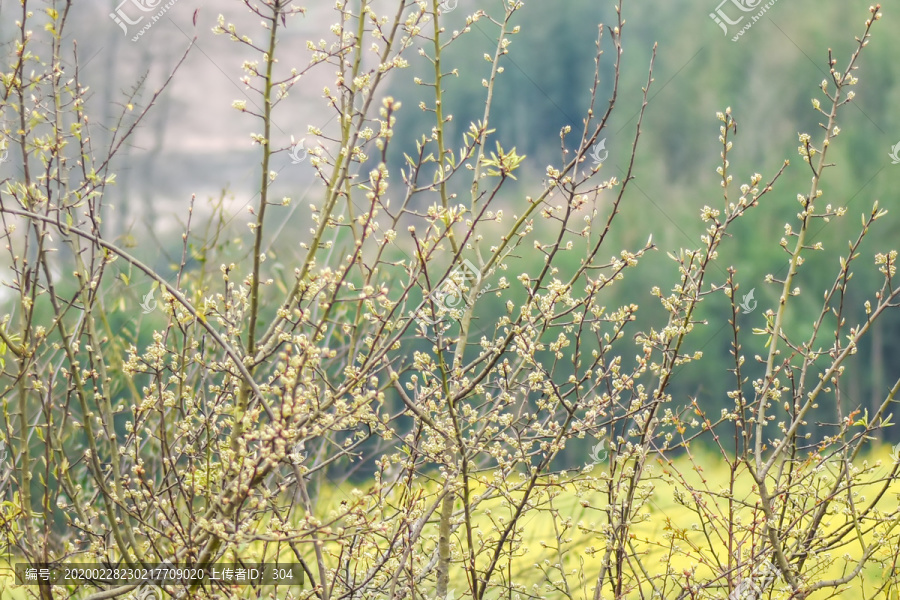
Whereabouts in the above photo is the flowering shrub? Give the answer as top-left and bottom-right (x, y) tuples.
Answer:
(0, 2), (897, 599)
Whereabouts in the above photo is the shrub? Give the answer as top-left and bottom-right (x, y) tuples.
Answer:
(0, 1), (897, 599)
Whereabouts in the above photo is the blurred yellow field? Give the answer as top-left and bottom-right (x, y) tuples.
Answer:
(3, 445), (898, 599)
(291, 445), (900, 599)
